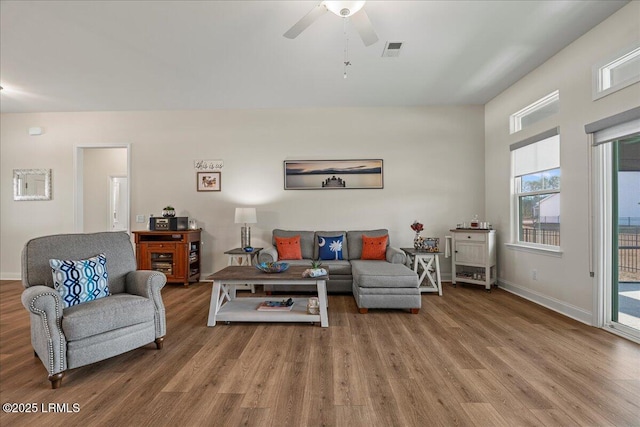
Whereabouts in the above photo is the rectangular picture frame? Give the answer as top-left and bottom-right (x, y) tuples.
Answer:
(197, 171), (221, 192)
(284, 159), (383, 190)
(424, 238), (439, 253)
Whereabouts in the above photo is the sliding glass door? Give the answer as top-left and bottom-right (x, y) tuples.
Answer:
(612, 136), (640, 332)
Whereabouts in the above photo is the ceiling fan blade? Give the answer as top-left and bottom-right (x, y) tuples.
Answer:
(350, 8), (378, 47)
(283, 3), (328, 39)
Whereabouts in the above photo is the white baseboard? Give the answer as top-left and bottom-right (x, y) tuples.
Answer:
(0, 273), (21, 281)
(498, 278), (594, 325)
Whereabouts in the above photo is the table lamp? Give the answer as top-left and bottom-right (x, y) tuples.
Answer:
(234, 207), (257, 249)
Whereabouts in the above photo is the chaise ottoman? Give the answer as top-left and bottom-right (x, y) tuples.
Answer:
(350, 260), (421, 314)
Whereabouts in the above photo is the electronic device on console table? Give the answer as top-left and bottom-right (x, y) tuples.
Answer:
(149, 216), (188, 231)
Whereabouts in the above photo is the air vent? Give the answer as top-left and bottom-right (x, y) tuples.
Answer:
(382, 41), (403, 57)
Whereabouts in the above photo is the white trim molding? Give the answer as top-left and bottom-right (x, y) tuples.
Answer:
(498, 278), (593, 325)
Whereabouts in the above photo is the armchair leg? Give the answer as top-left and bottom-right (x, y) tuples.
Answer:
(155, 337), (165, 350)
(410, 308), (419, 314)
(49, 372), (65, 389)
(358, 308), (368, 314)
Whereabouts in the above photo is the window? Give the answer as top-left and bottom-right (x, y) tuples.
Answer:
(511, 129), (560, 248)
(510, 90), (559, 134)
(593, 44), (640, 100)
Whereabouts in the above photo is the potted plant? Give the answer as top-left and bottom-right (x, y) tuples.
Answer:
(310, 260), (323, 269)
(304, 260), (326, 278)
(162, 206), (176, 217)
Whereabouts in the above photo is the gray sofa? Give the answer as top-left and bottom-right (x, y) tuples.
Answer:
(21, 232), (167, 388)
(259, 229), (420, 313)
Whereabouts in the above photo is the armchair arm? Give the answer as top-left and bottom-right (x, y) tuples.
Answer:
(258, 246), (278, 263)
(386, 246), (406, 264)
(21, 286), (67, 375)
(125, 270), (167, 338)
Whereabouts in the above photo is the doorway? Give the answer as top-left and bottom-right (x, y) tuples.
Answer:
(74, 145), (131, 233)
(612, 137), (640, 331)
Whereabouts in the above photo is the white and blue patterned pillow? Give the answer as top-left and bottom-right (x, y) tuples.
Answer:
(50, 253), (110, 309)
(318, 235), (344, 260)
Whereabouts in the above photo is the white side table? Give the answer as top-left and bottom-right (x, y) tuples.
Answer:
(401, 248), (442, 296)
(224, 248), (263, 293)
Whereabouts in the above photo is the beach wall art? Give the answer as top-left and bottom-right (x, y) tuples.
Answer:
(284, 159), (383, 190)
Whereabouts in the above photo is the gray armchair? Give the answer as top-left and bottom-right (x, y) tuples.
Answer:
(21, 231), (166, 388)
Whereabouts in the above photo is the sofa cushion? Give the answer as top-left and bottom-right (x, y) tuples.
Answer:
(62, 293), (155, 341)
(275, 235), (302, 260)
(351, 260), (418, 288)
(318, 235), (345, 260)
(314, 231), (348, 260)
(361, 235), (388, 260)
(346, 229), (389, 260)
(273, 230), (315, 260)
(318, 260), (352, 275)
(50, 253), (110, 308)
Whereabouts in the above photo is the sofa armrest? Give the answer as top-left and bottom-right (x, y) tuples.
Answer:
(258, 246), (278, 263)
(125, 270), (167, 337)
(386, 246), (406, 264)
(21, 286), (67, 375)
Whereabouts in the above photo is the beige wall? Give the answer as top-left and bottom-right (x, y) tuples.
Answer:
(485, 2), (640, 323)
(1, 106), (485, 279)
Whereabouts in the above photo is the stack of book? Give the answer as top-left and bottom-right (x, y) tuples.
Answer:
(257, 298), (294, 311)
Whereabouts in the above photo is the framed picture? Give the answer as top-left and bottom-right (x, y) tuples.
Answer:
(284, 159), (383, 190)
(197, 171), (221, 192)
(424, 238), (440, 252)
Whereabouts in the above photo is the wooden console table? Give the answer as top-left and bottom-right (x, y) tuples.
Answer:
(205, 265), (329, 327)
(133, 229), (201, 286)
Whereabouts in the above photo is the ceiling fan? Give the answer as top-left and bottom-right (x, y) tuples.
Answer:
(283, 1), (379, 47)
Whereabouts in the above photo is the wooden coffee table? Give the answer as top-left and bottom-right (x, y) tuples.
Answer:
(205, 265), (329, 327)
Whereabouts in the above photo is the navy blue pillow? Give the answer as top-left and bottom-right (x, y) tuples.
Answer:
(318, 235), (344, 260)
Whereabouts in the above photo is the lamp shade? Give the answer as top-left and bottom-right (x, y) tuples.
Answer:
(234, 207), (257, 224)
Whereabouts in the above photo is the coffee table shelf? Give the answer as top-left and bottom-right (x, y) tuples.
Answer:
(214, 297), (321, 323)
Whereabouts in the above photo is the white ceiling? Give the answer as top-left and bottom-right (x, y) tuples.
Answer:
(0, 0), (629, 113)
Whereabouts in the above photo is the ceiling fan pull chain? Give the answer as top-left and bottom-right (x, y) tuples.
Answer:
(343, 18), (351, 79)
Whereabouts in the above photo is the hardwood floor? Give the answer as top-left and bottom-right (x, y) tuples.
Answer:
(1, 280), (639, 426)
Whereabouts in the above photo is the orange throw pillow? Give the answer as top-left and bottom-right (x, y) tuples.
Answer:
(275, 235), (302, 260)
(361, 235), (388, 260)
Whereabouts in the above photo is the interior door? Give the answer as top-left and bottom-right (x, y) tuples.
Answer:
(110, 176), (129, 232)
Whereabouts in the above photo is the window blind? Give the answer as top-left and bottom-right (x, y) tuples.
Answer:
(585, 106), (640, 145)
(512, 134), (560, 177)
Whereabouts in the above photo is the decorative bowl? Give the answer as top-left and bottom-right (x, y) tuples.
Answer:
(256, 262), (289, 273)
(243, 247), (254, 253)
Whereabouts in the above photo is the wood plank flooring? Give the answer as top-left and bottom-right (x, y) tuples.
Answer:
(1, 280), (639, 426)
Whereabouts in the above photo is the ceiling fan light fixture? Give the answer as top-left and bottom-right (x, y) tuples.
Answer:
(325, 1), (366, 18)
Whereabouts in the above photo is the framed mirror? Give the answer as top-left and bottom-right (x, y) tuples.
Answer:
(13, 169), (52, 201)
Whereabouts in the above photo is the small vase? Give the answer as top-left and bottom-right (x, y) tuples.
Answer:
(413, 232), (422, 250)
(162, 209), (175, 218)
